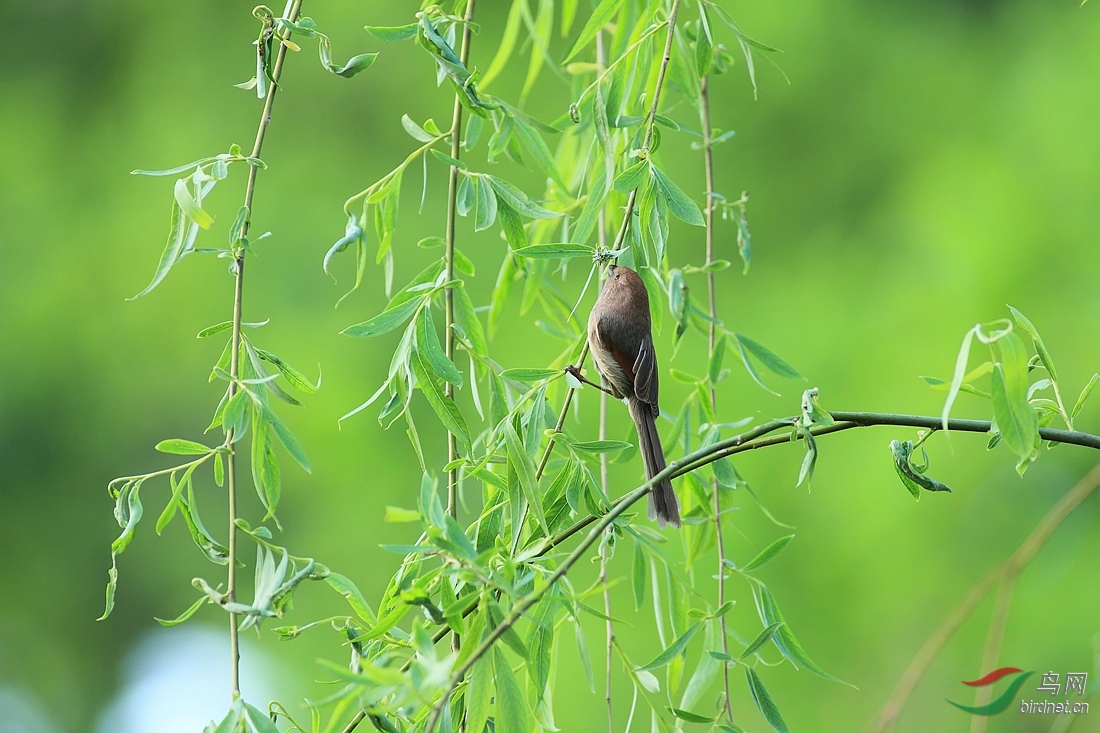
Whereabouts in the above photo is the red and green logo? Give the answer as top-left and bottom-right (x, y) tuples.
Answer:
(948, 667), (1035, 715)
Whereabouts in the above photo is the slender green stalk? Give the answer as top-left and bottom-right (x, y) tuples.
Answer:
(445, 0), (476, 522)
(699, 74), (734, 723)
(223, 0), (303, 698)
(969, 576), (1017, 733)
(596, 29), (614, 733)
(868, 461), (1100, 732)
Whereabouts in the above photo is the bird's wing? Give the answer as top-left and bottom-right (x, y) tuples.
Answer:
(593, 317), (635, 398)
(632, 333), (659, 413)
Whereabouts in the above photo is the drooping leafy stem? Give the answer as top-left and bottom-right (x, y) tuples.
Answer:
(103, 4), (384, 728)
(698, 65), (736, 725)
(445, 0), (477, 528)
(595, 26), (615, 733)
(968, 575), (1017, 733)
(223, 0), (305, 696)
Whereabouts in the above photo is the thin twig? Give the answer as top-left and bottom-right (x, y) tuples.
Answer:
(224, 0), (303, 699)
(444, 0), (477, 711)
(445, 0), (476, 521)
(596, 26), (614, 733)
(868, 462), (1100, 732)
(699, 73), (734, 724)
(969, 576), (1017, 733)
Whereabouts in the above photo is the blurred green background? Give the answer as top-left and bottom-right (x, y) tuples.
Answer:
(2, 1), (1099, 731)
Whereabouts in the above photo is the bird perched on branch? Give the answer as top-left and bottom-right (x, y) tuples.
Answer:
(583, 264), (680, 528)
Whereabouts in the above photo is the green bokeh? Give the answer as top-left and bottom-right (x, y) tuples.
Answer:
(2, 1), (1099, 731)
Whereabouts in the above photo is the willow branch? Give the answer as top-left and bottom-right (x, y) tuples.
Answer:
(969, 575), (1017, 733)
(445, 0), (476, 523)
(596, 27), (615, 733)
(868, 461), (1100, 733)
(224, 0), (302, 698)
(698, 71), (734, 724)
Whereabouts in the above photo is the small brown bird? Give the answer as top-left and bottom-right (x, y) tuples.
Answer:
(586, 265), (680, 528)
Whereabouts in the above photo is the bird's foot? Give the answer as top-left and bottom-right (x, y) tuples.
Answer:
(564, 365), (616, 396)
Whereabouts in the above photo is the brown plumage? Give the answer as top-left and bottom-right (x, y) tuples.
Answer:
(587, 265), (680, 528)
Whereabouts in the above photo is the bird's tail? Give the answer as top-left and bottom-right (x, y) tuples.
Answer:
(628, 398), (680, 529)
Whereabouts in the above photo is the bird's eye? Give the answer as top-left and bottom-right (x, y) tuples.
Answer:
(614, 274), (620, 280)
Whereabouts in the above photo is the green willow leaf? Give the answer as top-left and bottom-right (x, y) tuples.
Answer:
(417, 306), (462, 387)
(173, 178), (213, 229)
(365, 24), (418, 42)
(613, 160), (649, 193)
(1073, 374), (1100, 419)
(669, 707), (716, 724)
(98, 482), (144, 620)
(734, 333), (803, 379)
(179, 483), (229, 565)
(564, 0), (625, 63)
(497, 199), (528, 250)
(740, 622), (784, 660)
(489, 254), (518, 337)
(254, 348), (319, 394)
(889, 439), (952, 498)
(741, 535), (794, 571)
(261, 403), (311, 473)
(155, 594), (208, 627)
(212, 698), (244, 733)
(412, 351), (470, 446)
(752, 582), (850, 685)
(494, 647), (528, 733)
(569, 440), (632, 454)
(453, 281), (488, 358)
(505, 421), (547, 533)
(513, 117), (568, 190)
(155, 439), (213, 455)
(341, 297), (423, 338)
(651, 165), (704, 226)
(639, 622), (700, 670)
(525, 600), (556, 698)
(1008, 305), (1058, 381)
(500, 368), (559, 383)
(632, 540), (647, 610)
(745, 667), (789, 733)
(244, 702), (280, 733)
(466, 652), (493, 733)
(325, 572), (377, 623)
(991, 331), (1039, 464)
(480, 0), (526, 89)
(475, 175), (498, 231)
(430, 148), (466, 169)
(512, 243), (594, 259)
(130, 198), (187, 299)
(487, 176), (561, 219)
